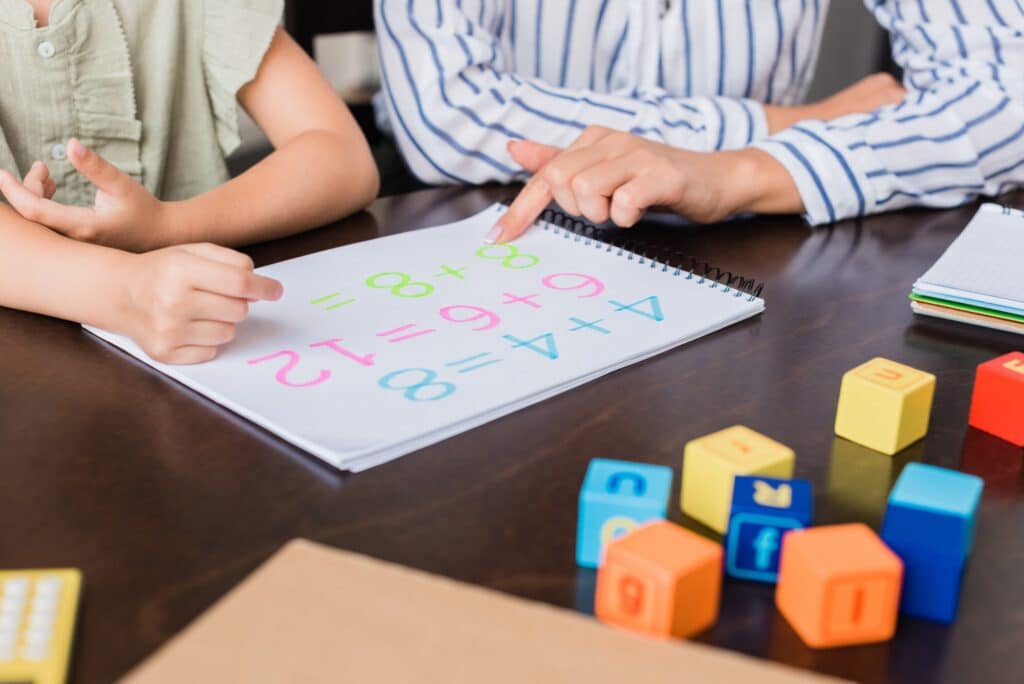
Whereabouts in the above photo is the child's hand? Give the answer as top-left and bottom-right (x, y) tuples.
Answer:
(18, 161), (58, 200)
(116, 243), (283, 365)
(0, 139), (169, 252)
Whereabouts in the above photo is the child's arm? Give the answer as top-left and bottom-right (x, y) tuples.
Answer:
(0, 28), (379, 251)
(0, 203), (282, 364)
(169, 28), (381, 245)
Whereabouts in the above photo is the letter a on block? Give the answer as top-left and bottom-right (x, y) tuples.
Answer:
(1005, 359), (1024, 375)
(969, 352), (1024, 447)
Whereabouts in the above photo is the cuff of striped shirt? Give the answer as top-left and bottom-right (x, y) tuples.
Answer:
(690, 96), (768, 151)
(754, 124), (877, 226)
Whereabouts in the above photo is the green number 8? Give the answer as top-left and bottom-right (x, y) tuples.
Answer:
(475, 244), (540, 269)
(366, 272), (435, 298)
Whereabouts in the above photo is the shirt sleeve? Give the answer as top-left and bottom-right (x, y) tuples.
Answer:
(376, 0), (768, 185)
(203, 0), (284, 157)
(755, 0), (1024, 225)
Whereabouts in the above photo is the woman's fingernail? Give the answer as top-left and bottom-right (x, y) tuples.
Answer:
(483, 224), (502, 244)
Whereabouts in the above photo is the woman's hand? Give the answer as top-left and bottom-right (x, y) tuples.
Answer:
(0, 139), (172, 252)
(490, 127), (802, 243)
(112, 243), (283, 365)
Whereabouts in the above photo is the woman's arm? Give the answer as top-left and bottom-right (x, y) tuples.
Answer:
(377, 0), (902, 186)
(755, 1), (1024, 225)
(494, 1), (1024, 239)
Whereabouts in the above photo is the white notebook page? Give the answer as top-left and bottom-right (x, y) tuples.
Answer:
(86, 205), (764, 471)
(915, 203), (1024, 312)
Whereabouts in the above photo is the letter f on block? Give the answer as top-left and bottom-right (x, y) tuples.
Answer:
(752, 528), (780, 570)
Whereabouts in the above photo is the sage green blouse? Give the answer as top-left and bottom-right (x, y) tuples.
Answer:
(0, 0), (283, 206)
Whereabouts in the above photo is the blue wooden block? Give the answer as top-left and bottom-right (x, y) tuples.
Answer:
(894, 544), (965, 623)
(575, 459), (672, 569)
(881, 463), (984, 623)
(724, 476), (813, 583)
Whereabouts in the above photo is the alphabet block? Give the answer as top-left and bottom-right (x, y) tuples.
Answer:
(881, 463), (983, 623)
(724, 476), (812, 583)
(834, 358), (936, 455)
(776, 524), (903, 649)
(968, 351), (1024, 447)
(595, 521), (722, 638)
(576, 459), (673, 568)
(681, 426), (795, 534)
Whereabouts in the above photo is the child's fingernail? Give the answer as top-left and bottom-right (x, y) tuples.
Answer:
(483, 224), (502, 244)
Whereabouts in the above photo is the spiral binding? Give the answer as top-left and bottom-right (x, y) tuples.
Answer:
(501, 200), (765, 301)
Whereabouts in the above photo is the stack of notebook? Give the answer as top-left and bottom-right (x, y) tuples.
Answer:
(911, 203), (1024, 335)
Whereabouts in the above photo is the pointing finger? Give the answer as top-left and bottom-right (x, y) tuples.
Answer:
(68, 138), (133, 195)
(508, 140), (561, 173)
(489, 175), (552, 244)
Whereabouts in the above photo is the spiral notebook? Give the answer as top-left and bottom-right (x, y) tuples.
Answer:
(911, 203), (1024, 335)
(85, 204), (765, 472)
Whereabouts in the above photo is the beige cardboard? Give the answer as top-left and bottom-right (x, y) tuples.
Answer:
(121, 539), (846, 683)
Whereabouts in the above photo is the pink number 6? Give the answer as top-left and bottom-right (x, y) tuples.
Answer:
(439, 305), (501, 331)
(247, 350), (332, 388)
(541, 273), (606, 298)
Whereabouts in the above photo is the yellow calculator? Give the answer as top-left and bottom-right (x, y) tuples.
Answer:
(0, 569), (81, 684)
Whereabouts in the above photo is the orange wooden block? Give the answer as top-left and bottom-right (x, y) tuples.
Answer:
(594, 521), (721, 639)
(969, 351), (1024, 447)
(775, 523), (903, 649)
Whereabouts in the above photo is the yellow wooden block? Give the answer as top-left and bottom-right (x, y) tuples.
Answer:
(834, 358), (936, 455)
(680, 425), (795, 533)
(0, 568), (81, 684)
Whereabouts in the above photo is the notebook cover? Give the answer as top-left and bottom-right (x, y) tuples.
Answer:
(909, 293), (1024, 324)
(119, 539), (845, 684)
(911, 301), (1024, 335)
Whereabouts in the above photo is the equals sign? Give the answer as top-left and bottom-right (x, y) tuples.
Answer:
(310, 292), (356, 311)
(377, 324), (437, 343)
(445, 352), (503, 374)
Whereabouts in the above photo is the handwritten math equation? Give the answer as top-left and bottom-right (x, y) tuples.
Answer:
(246, 245), (666, 403)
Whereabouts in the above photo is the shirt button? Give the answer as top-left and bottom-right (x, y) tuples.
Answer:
(37, 41), (56, 59)
(50, 143), (67, 161)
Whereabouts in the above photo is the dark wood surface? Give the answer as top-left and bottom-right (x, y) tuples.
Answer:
(2, 186), (1023, 684)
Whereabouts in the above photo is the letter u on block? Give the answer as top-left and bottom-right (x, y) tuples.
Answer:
(576, 459), (673, 568)
(606, 472), (647, 496)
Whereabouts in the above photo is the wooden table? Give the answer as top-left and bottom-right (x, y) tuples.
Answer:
(2, 186), (1022, 684)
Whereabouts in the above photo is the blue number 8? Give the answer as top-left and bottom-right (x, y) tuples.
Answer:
(379, 369), (456, 402)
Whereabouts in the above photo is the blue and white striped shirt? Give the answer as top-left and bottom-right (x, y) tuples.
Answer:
(375, 1), (1024, 225)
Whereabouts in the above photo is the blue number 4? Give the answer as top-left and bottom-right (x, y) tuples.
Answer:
(503, 332), (559, 360)
(609, 296), (664, 322)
